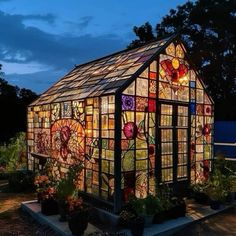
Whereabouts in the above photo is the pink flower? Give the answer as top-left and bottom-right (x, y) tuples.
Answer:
(123, 122), (138, 139)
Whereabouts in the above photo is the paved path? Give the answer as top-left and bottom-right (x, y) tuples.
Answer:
(173, 206), (236, 236)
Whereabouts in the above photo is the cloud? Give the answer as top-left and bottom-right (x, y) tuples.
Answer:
(66, 16), (93, 30)
(6, 69), (67, 93)
(0, 11), (128, 92)
(0, 11), (127, 69)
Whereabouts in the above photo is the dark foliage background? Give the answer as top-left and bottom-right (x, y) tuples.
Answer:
(0, 65), (38, 143)
(128, 0), (236, 120)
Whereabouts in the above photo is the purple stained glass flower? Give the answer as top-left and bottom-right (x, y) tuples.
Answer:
(122, 95), (135, 110)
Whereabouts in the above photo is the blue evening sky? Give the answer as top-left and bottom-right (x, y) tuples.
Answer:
(0, 0), (189, 94)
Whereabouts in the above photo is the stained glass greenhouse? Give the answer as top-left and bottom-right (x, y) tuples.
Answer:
(27, 35), (214, 212)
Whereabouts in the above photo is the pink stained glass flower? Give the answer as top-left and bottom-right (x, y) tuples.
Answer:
(123, 122), (138, 139)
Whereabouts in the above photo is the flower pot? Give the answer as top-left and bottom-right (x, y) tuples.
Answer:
(58, 202), (68, 222)
(143, 215), (153, 227)
(37, 192), (43, 203)
(210, 200), (221, 210)
(41, 198), (58, 215)
(68, 209), (89, 236)
(130, 216), (145, 236)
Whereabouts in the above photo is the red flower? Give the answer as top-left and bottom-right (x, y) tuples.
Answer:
(160, 59), (188, 83)
(202, 124), (211, 136)
(123, 122), (138, 139)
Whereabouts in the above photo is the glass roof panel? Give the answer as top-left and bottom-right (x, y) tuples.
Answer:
(31, 36), (173, 106)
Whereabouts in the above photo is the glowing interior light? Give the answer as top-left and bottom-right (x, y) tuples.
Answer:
(179, 75), (188, 84)
(172, 58), (180, 69)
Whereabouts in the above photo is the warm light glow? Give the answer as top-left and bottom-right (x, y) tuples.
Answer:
(172, 58), (180, 69)
(179, 75), (188, 84)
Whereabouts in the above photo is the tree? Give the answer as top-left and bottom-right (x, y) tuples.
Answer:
(0, 65), (38, 143)
(128, 0), (236, 119)
(128, 22), (155, 49)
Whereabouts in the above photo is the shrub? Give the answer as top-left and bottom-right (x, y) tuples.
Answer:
(0, 132), (27, 172)
(8, 170), (35, 192)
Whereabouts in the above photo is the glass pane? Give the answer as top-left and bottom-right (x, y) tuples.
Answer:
(162, 168), (173, 182)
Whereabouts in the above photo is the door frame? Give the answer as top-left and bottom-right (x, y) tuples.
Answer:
(156, 101), (191, 192)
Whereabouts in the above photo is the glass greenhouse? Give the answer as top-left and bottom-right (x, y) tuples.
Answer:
(27, 35), (214, 212)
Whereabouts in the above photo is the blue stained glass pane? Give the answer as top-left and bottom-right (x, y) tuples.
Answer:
(190, 81), (196, 88)
(190, 102), (196, 115)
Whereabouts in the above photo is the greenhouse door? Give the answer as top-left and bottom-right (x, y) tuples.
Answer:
(158, 103), (190, 191)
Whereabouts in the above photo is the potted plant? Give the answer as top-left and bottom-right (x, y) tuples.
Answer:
(191, 182), (209, 204)
(67, 196), (90, 236)
(205, 169), (230, 210)
(40, 186), (59, 215)
(129, 194), (160, 227)
(119, 209), (136, 228)
(142, 195), (159, 226)
(34, 174), (51, 202)
(56, 163), (83, 221)
(169, 197), (186, 218)
(129, 216), (145, 236)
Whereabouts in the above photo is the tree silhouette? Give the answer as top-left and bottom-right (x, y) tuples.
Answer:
(0, 66), (38, 143)
(128, 0), (236, 120)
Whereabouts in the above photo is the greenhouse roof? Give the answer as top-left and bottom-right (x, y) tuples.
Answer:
(31, 35), (176, 106)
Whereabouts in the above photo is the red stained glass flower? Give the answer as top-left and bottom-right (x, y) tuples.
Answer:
(123, 122), (138, 139)
(202, 124), (211, 136)
(160, 59), (188, 83)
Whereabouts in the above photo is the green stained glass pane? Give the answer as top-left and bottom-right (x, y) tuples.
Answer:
(136, 160), (148, 170)
(122, 150), (134, 172)
(136, 149), (148, 160)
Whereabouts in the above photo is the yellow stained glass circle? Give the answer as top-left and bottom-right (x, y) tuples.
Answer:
(172, 57), (180, 69)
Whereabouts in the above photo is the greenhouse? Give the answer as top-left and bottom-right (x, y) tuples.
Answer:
(27, 35), (214, 212)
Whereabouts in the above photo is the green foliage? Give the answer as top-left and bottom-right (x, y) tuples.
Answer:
(8, 170), (35, 192)
(129, 194), (165, 216)
(0, 132), (27, 172)
(128, 0), (236, 119)
(206, 168), (231, 201)
(56, 163), (83, 203)
(191, 181), (209, 193)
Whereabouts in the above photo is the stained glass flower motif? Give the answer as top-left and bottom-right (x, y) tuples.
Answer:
(204, 105), (212, 116)
(122, 95), (135, 111)
(123, 122), (138, 139)
(202, 124), (211, 136)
